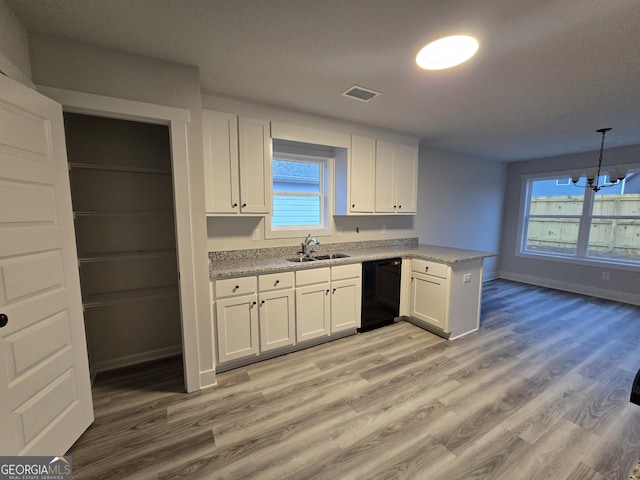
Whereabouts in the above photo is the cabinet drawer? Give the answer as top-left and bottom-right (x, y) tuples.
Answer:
(296, 267), (330, 286)
(215, 276), (257, 298)
(331, 263), (361, 281)
(259, 271), (294, 291)
(411, 259), (448, 279)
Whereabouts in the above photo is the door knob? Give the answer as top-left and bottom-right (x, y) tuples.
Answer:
(0, 313), (7, 328)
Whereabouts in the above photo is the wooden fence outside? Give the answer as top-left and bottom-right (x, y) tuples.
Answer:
(527, 194), (640, 258)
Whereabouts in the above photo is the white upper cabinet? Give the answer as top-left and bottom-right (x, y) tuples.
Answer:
(203, 110), (239, 214)
(238, 116), (271, 214)
(395, 143), (418, 214)
(203, 110), (270, 215)
(375, 140), (418, 214)
(348, 135), (376, 213)
(338, 135), (418, 216)
(374, 139), (398, 213)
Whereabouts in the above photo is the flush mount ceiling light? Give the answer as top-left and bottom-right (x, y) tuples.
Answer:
(416, 35), (479, 70)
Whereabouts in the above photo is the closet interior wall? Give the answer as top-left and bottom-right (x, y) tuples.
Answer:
(64, 113), (182, 377)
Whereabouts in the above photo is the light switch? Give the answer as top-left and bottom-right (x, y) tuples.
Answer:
(463, 273), (472, 283)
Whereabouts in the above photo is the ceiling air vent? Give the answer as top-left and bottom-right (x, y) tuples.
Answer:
(341, 85), (381, 102)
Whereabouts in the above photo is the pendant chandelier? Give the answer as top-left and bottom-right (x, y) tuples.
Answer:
(572, 128), (627, 192)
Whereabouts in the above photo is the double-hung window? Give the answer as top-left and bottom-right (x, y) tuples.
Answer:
(266, 141), (333, 238)
(519, 167), (640, 266)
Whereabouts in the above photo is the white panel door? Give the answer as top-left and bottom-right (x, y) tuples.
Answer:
(0, 75), (93, 455)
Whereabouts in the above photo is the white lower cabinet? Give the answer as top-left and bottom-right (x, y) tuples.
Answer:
(214, 264), (362, 369)
(408, 258), (483, 339)
(330, 264), (362, 333)
(214, 272), (294, 364)
(296, 264), (362, 341)
(215, 294), (259, 363)
(295, 268), (331, 342)
(259, 288), (295, 352)
(410, 271), (447, 330)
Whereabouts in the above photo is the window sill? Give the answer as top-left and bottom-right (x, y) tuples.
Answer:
(516, 250), (640, 272)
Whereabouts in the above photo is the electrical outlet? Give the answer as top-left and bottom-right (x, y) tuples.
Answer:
(602, 271), (610, 281)
(463, 273), (472, 283)
(381, 224), (387, 233)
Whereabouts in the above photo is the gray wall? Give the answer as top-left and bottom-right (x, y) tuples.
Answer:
(415, 147), (507, 280)
(500, 144), (640, 304)
(28, 33), (214, 378)
(0, 0), (31, 81)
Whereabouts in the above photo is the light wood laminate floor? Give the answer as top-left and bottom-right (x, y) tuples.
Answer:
(68, 279), (640, 479)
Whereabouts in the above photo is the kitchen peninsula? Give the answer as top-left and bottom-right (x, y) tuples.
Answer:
(209, 238), (496, 371)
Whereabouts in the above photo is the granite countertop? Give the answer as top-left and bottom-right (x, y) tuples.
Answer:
(209, 238), (497, 280)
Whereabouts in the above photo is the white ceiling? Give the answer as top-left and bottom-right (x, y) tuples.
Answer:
(8, 0), (640, 161)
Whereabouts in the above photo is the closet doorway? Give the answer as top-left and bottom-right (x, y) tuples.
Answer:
(64, 113), (182, 380)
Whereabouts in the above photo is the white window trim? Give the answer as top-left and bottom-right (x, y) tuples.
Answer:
(516, 168), (640, 272)
(265, 151), (335, 239)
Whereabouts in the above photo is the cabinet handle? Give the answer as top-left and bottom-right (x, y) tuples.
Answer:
(242, 203), (247, 208)
(326, 289), (330, 294)
(398, 205), (402, 209)
(352, 204), (355, 208)
(232, 202), (238, 208)
(0, 313), (7, 328)
(393, 205), (397, 208)
(425, 266), (429, 272)
(252, 301), (257, 305)
(260, 300), (265, 305)
(275, 280), (280, 285)
(332, 288), (336, 294)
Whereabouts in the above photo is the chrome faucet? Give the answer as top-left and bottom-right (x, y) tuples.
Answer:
(300, 234), (320, 257)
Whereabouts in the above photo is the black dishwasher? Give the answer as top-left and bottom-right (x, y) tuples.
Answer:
(359, 258), (402, 332)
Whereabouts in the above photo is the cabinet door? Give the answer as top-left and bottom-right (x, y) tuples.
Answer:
(349, 135), (375, 213)
(331, 277), (362, 333)
(215, 294), (259, 363)
(238, 116), (270, 214)
(374, 139), (398, 213)
(203, 110), (240, 214)
(296, 284), (331, 342)
(259, 289), (295, 352)
(410, 272), (447, 330)
(396, 144), (418, 214)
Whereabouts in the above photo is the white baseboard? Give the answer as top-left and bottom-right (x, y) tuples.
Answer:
(199, 369), (217, 390)
(499, 270), (640, 306)
(483, 268), (500, 282)
(90, 344), (183, 380)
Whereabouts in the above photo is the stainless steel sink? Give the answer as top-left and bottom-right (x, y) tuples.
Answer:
(284, 253), (350, 262)
(313, 253), (350, 260)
